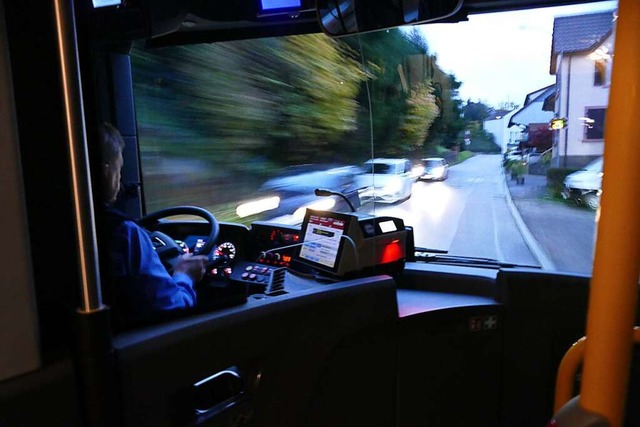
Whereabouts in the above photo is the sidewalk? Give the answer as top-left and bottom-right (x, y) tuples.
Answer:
(504, 173), (597, 275)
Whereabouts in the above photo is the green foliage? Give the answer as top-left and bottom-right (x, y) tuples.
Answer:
(130, 30), (469, 210)
(457, 151), (474, 163)
(546, 167), (581, 197)
(345, 29), (441, 157)
(503, 158), (518, 170)
(278, 35), (369, 140)
(399, 83), (439, 150)
(131, 35), (368, 167)
(424, 73), (465, 151)
(462, 122), (501, 153)
(509, 161), (528, 177)
(462, 101), (493, 121)
(435, 145), (449, 155)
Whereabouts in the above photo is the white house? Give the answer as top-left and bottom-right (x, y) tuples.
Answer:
(508, 85), (555, 152)
(483, 109), (521, 153)
(548, 9), (616, 167)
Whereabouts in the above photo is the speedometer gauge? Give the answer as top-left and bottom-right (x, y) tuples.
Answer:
(213, 242), (236, 263)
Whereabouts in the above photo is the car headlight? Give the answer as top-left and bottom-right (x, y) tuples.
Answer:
(236, 196), (280, 218)
(432, 166), (445, 177)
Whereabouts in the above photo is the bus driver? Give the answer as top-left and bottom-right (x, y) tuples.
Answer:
(98, 122), (208, 323)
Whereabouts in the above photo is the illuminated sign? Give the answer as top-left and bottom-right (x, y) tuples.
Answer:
(550, 118), (567, 130)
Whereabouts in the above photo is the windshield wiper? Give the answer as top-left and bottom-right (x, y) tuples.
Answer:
(413, 249), (540, 269)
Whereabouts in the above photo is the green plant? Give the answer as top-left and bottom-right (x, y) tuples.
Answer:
(546, 167), (581, 197)
(457, 150), (474, 163)
(436, 145), (449, 155)
(503, 158), (517, 170)
(510, 161), (528, 177)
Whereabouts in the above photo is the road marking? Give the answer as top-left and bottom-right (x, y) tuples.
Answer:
(491, 198), (505, 262)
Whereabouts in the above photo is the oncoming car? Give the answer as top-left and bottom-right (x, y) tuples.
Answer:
(356, 158), (414, 203)
(417, 157), (449, 181)
(235, 165), (362, 224)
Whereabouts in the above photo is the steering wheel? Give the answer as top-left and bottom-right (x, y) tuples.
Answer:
(137, 206), (219, 269)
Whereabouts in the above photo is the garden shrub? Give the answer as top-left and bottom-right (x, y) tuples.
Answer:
(546, 167), (580, 197)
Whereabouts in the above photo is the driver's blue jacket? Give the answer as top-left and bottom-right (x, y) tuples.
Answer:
(101, 206), (197, 316)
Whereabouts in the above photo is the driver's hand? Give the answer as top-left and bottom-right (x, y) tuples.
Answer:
(173, 254), (209, 284)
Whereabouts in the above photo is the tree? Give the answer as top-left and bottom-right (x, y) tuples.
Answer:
(462, 100), (493, 122)
(344, 29), (440, 157)
(423, 72), (465, 152)
(130, 35), (368, 166)
(399, 83), (439, 151)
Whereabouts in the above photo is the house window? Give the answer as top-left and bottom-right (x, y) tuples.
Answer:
(583, 107), (606, 140)
(594, 60), (606, 86)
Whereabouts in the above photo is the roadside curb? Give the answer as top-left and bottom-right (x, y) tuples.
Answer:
(501, 171), (557, 270)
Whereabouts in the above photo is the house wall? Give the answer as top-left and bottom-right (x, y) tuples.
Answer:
(483, 110), (521, 153)
(552, 34), (613, 167)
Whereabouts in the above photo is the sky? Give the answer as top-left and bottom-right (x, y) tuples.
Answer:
(418, 1), (618, 108)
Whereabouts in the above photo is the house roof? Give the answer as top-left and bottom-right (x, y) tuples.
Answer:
(522, 85), (554, 106)
(485, 109), (516, 121)
(549, 10), (616, 74)
(487, 109), (511, 120)
(508, 85), (555, 127)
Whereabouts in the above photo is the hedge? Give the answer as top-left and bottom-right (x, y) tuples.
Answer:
(546, 167), (581, 197)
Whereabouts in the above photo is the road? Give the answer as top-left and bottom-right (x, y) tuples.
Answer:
(360, 154), (539, 267)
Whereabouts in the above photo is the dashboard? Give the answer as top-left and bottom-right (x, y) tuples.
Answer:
(149, 215), (410, 309)
(250, 221), (302, 268)
(158, 220), (304, 282)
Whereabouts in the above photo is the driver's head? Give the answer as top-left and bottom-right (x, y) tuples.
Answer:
(100, 122), (125, 205)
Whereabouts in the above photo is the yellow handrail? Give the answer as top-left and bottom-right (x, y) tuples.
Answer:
(554, 328), (640, 413)
(574, 0), (640, 425)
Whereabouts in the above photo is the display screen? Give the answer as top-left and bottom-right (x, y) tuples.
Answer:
(379, 220), (397, 233)
(92, 0), (121, 8)
(260, 0), (302, 11)
(298, 211), (348, 270)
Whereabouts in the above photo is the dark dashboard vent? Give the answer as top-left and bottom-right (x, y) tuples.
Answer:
(266, 268), (286, 295)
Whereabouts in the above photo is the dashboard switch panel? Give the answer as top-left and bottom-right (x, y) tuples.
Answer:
(230, 261), (286, 295)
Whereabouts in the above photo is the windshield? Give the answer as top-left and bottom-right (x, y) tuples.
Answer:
(131, 1), (617, 275)
(362, 163), (395, 174)
(423, 160), (442, 167)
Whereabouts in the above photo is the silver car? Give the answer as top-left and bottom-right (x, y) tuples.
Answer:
(417, 157), (449, 181)
(356, 158), (414, 203)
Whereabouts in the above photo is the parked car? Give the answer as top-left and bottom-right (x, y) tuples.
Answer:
(562, 156), (603, 210)
(356, 158), (414, 203)
(417, 157), (449, 181)
(236, 164), (363, 223)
